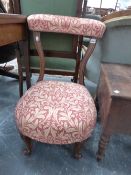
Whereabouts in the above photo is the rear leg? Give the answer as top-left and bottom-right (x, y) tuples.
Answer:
(20, 134), (32, 155)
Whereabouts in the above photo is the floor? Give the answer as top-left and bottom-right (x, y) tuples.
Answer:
(0, 74), (131, 175)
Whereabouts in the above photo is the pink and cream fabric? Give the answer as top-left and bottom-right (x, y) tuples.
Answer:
(15, 81), (96, 144)
(27, 14), (106, 38)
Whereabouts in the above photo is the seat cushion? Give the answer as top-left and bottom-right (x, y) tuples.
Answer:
(27, 14), (106, 38)
(15, 81), (96, 144)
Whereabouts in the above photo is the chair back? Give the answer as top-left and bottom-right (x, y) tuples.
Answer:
(12, 0), (84, 81)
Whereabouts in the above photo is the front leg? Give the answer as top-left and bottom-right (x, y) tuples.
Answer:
(74, 142), (83, 159)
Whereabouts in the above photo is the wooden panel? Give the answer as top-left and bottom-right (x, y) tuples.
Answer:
(0, 23), (26, 46)
(101, 64), (131, 100)
(97, 70), (112, 126)
(0, 13), (26, 24)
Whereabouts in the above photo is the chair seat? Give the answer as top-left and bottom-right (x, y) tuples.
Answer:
(15, 81), (96, 144)
(27, 14), (106, 38)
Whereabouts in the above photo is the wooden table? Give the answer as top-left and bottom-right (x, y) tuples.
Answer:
(96, 63), (131, 161)
(0, 14), (31, 96)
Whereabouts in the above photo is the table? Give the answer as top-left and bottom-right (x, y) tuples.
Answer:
(96, 63), (131, 161)
(0, 13), (31, 96)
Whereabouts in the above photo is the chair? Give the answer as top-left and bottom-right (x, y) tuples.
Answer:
(10, 0), (87, 84)
(15, 13), (106, 158)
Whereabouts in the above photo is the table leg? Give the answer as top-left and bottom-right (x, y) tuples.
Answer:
(96, 131), (111, 161)
(19, 40), (31, 89)
(23, 40), (31, 89)
(16, 47), (23, 97)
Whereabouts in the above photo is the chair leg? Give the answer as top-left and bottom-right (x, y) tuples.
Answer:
(20, 133), (32, 155)
(73, 142), (83, 159)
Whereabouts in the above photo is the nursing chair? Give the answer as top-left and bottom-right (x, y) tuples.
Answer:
(15, 12), (106, 158)
(11, 0), (88, 83)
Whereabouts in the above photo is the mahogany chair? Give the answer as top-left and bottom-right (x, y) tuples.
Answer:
(10, 0), (87, 83)
(15, 13), (106, 158)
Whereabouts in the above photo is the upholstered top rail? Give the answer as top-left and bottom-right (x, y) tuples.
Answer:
(27, 14), (106, 38)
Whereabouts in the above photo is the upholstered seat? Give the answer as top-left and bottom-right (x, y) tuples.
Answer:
(27, 14), (105, 38)
(16, 81), (96, 144)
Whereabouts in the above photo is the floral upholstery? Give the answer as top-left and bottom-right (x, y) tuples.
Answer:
(15, 81), (96, 144)
(27, 14), (106, 38)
